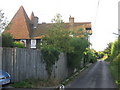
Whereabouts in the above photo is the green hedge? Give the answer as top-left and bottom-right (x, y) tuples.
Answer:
(13, 41), (25, 48)
(109, 53), (120, 88)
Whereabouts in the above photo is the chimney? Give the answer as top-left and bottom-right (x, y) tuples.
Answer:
(30, 12), (39, 28)
(33, 16), (39, 28)
(69, 16), (74, 25)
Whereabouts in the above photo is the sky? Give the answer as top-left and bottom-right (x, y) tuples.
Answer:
(0, 0), (119, 51)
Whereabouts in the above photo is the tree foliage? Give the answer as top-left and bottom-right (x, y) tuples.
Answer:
(97, 51), (105, 59)
(2, 32), (14, 47)
(39, 14), (72, 52)
(105, 38), (120, 88)
(84, 48), (97, 63)
(103, 42), (112, 57)
(106, 37), (120, 61)
(0, 10), (8, 33)
(67, 37), (89, 69)
(41, 46), (60, 76)
(111, 38), (120, 58)
(38, 14), (71, 76)
(37, 14), (92, 73)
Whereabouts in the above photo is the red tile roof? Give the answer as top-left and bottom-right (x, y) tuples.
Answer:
(31, 22), (91, 39)
(4, 6), (92, 39)
(4, 6), (32, 39)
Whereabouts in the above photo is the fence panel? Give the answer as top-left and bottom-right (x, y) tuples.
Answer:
(2, 48), (68, 82)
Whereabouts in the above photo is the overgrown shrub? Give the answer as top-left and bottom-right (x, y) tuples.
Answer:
(41, 46), (60, 77)
(67, 37), (89, 69)
(110, 38), (120, 60)
(107, 38), (120, 88)
(37, 14), (92, 77)
(2, 32), (14, 47)
(109, 53), (120, 88)
(89, 54), (97, 63)
(84, 48), (97, 63)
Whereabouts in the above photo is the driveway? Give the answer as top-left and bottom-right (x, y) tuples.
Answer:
(66, 60), (117, 88)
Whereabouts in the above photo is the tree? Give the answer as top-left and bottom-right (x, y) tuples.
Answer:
(37, 14), (72, 77)
(2, 32), (14, 47)
(37, 13), (91, 74)
(103, 42), (112, 57)
(0, 10), (8, 33)
(0, 10), (8, 47)
(97, 51), (105, 59)
(84, 48), (97, 63)
(39, 13), (72, 52)
(67, 37), (89, 69)
(110, 38), (120, 60)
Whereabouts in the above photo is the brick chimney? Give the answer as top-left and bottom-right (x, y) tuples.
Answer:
(30, 12), (39, 28)
(69, 16), (74, 25)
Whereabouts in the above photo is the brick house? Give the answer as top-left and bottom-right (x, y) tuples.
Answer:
(4, 6), (92, 48)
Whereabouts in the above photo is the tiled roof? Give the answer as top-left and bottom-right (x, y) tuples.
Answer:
(31, 22), (91, 39)
(4, 6), (92, 39)
(4, 6), (32, 39)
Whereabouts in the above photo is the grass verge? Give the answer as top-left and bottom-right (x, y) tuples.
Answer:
(10, 78), (59, 88)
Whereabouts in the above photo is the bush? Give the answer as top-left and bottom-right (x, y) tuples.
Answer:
(67, 37), (89, 69)
(110, 38), (120, 60)
(67, 53), (82, 69)
(84, 48), (97, 63)
(13, 41), (25, 48)
(2, 32), (14, 47)
(41, 46), (60, 77)
(109, 53), (120, 88)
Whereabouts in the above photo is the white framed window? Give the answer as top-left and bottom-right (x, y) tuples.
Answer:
(31, 39), (36, 48)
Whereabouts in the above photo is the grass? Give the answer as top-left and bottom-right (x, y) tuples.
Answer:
(11, 78), (59, 88)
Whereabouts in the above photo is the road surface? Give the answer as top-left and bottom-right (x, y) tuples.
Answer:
(66, 60), (117, 88)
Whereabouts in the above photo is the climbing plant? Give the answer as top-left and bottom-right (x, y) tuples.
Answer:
(41, 46), (60, 77)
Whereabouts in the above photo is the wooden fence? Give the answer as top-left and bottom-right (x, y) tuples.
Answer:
(2, 48), (68, 82)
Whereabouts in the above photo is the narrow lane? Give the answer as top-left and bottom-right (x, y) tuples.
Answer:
(66, 60), (117, 88)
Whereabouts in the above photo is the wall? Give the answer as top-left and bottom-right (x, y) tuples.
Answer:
(2, 48), (68, 82)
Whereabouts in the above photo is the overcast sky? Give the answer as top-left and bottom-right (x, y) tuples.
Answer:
(0, 0), (119, 51)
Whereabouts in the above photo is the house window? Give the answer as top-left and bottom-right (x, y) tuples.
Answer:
(31, 39), (36, 48)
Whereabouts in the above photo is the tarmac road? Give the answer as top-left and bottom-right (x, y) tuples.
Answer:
(66, 60), (117, 88)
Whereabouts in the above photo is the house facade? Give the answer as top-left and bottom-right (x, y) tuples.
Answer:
(4, 6), (92, 48)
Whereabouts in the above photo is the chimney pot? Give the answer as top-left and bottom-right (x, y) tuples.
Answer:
(69, 16), (74, 25)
